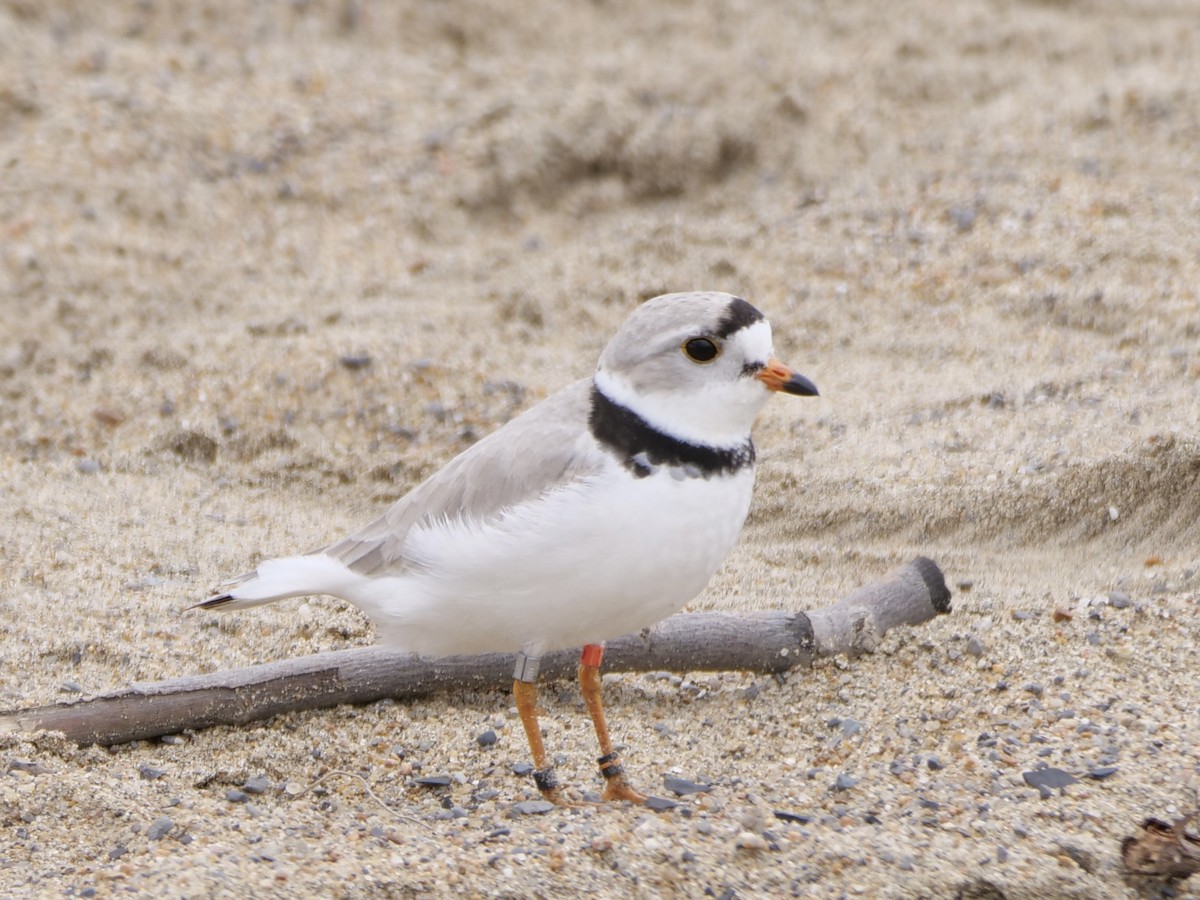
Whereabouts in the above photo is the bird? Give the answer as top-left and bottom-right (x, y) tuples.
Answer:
(195, 291), (818, 804)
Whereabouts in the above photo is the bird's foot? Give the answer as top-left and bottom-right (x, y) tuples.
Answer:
(600, 775), (647, 805)
(596, 752), (645, 803)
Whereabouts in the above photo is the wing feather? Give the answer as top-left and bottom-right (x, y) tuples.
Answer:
(323, 378), (603, 576)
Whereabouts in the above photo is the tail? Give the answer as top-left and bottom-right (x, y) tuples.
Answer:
(192, 554), (356, 611)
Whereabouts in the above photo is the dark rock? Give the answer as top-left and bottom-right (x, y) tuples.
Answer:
(663, 776), (713, 796)
(242, 776), (270, 795)
(1086, 766), (1119, 780)
(339, 354), (372, 370)
(146, 817), (173, 840)
(511, 762), (533, 776)
(138, 765), (167, 781)
(834, 773), (859, 791)
(225, 789), (250, 803)
(510, 800), (555, 816)
(476, 730), (498, 747)
(772, 811), (811, 825)
(414, 775), (452, 787)
(1022, 767), (1077, 793)
(645, 796), (677, 812)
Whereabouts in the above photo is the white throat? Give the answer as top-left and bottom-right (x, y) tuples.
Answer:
(593, 368), (764, 449)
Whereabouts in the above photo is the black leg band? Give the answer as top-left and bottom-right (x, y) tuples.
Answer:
(597, 752), (625, 779)
(533, 768), (558, 793)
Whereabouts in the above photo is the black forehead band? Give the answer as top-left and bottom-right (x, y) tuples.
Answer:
(713, 297), (765, 340)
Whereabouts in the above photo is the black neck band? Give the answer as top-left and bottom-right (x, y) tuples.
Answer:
(588, 384), (754, 479)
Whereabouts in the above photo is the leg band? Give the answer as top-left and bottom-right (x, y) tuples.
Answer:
(513, 652), (541, 683)
(533, 768), (559, 793)
(597, 752), (625, 779)
(580, 643), (604, 667)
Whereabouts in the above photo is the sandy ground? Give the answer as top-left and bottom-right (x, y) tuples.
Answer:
(2, 0), (1200, 896)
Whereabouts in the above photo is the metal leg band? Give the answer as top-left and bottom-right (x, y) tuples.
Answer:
(513, 652), (541, 683)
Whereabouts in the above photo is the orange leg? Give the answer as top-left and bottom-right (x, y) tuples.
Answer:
(579, 643), (646, 804)
(512, 654), (564, 804)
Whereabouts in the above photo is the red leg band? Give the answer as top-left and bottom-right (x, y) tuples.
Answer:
(580, 643), (604, 667)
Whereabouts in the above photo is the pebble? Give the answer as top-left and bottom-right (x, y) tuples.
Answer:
(138, 765), (167, 781)
(1022, 768), (1078, 794)
(225, 789), (250, 803)
(966, 636), (985, 657)
(511, 762), (533, 776)
(734, 831), (770, 851)
(510, 800), (555, 816)
(146, 817), (173, 840)
(646, 796), (678, 812)
(1107, 591), (1133, 609)
(339, 354), (372, 370)
(414, 775), (452, 787)
(834, 773), (859, 791)
(476, 729), (498, 747)
(773, 810), (812, 825)
(242, 776), (270, 795)
(1086, 766), (1119, 780)
(663, 776), (712, 796)
(75, 459), (101, 475)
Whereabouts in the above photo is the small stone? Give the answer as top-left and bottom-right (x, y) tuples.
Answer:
(663, 776), (712, 796)
(1086, 766), (1119, 780)
(282, 781), (304, 798)
(339, 354), (372, 370)
(108, 845), (128, 861)
(840, 718), (864, 736)
(966, 636), (985, 657)
(138, 765), (167, 781)
(834, 773), (859, 791)
(242, 776), (270, 795)
(146, 817), (173, 840)
(1022, 767), (1077, 793)
(773, 809), (812, 824)
(510, 800), (555, 816)
(476, 730), (498, 747)
(60, 681), (84, 694)
(75, 459), (101, 475)
(735, 831), (770, 851)
(511, 762), (533, 776)
(225, 789), (250, 803)
(1059, 843), (1099, 874)
(1107, 591), (1133, 609)
(926, 756), (944, 771)
(645, 796), (678, 812)
(414, 775), (452, 787)
(1024, 683), (1044, 696)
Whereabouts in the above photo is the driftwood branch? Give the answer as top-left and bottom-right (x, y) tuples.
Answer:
(0, 557), (950, 746)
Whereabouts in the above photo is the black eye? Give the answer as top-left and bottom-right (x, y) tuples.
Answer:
(682, 337), (720, 363)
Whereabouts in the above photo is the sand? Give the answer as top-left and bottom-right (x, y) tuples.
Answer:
(2, 0), (1199, 896)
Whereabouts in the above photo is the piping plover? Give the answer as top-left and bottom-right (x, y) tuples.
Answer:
(197, 291), (818, 803)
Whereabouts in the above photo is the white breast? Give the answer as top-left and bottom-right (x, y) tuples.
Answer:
(346, 462), (757, 657)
